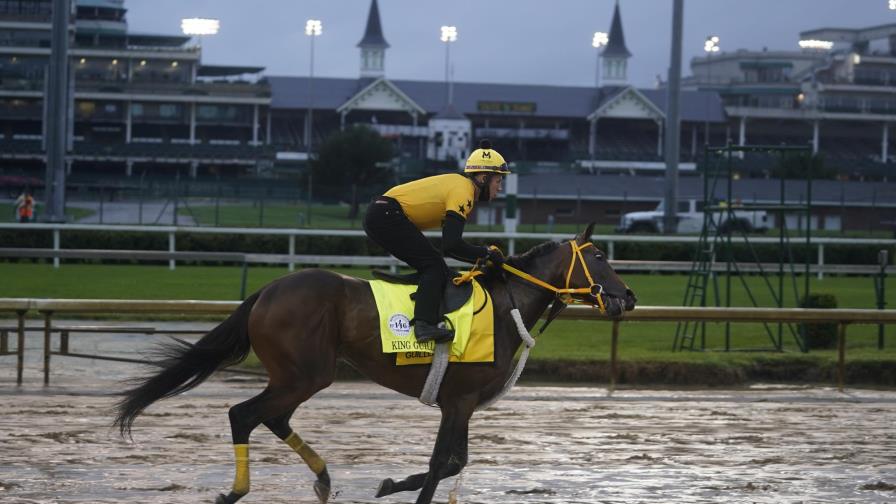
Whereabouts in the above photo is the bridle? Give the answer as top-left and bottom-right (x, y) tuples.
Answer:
(454, 240), (609, 314)
(499, 240), (608, 313)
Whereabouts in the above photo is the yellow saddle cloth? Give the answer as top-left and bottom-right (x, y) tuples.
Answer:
(368, 279), (495, 366)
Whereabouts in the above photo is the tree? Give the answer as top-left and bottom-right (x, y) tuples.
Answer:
(312, 125), (394, 219)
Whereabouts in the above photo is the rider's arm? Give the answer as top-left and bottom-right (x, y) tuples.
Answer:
(441, 211), (488, 264)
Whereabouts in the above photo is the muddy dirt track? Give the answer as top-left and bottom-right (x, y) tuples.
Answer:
(1, 323), (896, 503)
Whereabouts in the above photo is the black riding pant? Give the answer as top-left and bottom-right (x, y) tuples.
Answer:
(363, 197), (448, 325)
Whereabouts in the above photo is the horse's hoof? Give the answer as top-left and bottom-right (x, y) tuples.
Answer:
(215, 491), (242, 504)
(313, 480), (331, 503)
(375, 478), (394, 498)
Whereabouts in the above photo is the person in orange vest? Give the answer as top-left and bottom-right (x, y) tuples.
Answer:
(364, 140), (508, 343)
(15, 189), (34, 223)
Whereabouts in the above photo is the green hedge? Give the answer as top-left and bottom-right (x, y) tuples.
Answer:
(0, 229), (890, 266)
(800, 293), (838, 349)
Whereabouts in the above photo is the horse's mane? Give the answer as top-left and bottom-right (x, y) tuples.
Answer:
(478, 240), (560, 284)
(509, 241), (560, 269)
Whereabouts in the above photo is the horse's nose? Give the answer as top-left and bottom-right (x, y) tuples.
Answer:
(624, 288), (637, 311)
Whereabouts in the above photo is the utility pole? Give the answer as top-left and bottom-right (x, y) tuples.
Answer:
(663, 0), (684, 234)
(43, 0), (71, 222)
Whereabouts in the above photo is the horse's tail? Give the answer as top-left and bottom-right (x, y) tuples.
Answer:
(114, 291), (261, 437)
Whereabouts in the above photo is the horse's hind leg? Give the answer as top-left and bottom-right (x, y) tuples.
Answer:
(217, 384), (326, 504)
(264, 410), (332, 503)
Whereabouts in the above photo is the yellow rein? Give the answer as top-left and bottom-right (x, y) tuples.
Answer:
(453, 241), (607, 314)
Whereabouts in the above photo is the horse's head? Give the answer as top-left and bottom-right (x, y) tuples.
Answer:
(560, 222), (637, 318)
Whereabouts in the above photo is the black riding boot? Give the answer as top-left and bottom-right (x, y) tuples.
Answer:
(414, 319), (453, 343)
(413, 266), (453, 343)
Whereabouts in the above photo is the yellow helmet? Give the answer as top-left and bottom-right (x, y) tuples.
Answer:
(464, 139), (510, 175)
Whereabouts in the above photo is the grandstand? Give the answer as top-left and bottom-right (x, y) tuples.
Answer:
(0, 0), (272, 183)
(1, 0), (895, 230)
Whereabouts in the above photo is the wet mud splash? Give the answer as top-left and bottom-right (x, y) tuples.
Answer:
(1, 323), (895, 502)
(1, 383), (895, 503)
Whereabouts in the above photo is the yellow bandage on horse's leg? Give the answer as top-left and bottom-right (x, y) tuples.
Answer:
(232, 444), (250, 495)
(284, 431), (327, 475)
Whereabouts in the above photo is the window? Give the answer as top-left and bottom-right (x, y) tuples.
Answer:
(197, 105), (218, 120)
(160, 104), (177, 118)
(77, 101), (96, 117)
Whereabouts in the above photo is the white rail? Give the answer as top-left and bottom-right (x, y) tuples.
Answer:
(2, 223), (892, 277)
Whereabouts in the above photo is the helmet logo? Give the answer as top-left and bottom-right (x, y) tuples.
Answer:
(482, 151), (491, 159)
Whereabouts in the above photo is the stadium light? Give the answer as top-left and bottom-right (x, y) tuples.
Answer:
(890, 0), (896, 10)
(440, 25), (457, 43)
(181, 18), (219, 36)
(305, 19), (322, 36)
(704, 35), (720, 53)
(799, 39), (834, 51)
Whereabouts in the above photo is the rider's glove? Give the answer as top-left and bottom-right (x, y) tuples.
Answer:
(485, 246), (505, 267)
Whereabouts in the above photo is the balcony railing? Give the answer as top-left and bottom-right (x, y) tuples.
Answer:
(76, 80), (270, 98)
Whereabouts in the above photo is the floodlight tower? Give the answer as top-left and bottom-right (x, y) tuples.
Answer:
(440, 25), (457, 105)
(304, 19), (322, 225)
(181, 18), (218, 82)
(592, 31), (608, 86)
(181, 17), (219, 63)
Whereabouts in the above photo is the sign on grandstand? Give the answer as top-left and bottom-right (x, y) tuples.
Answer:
(477, 101), (537, 114)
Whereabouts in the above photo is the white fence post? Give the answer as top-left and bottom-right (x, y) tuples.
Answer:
(168, 232), (175, 271)
(53, 229), (60, 269)
(288, 235), (296, 272)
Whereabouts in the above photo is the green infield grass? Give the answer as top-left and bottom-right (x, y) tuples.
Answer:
(179, 201), (616, 234)
(1, 262), (891, 362)
(177, 201), (894, 237)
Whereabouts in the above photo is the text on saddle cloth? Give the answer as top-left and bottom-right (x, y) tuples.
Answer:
(368, 279), (494, 365)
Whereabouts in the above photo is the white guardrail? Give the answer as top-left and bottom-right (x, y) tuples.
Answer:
(2, 223), (893, 278)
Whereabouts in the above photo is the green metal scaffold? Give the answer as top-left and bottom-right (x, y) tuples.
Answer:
(673, 143), (814, 352)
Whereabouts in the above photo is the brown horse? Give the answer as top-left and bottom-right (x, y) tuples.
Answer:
(114, 223), (636, 504)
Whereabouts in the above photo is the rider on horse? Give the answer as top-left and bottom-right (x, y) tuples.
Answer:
(364, 139), (509, 344)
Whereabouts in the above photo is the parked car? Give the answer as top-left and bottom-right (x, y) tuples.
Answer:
(616, 199), (770, 234)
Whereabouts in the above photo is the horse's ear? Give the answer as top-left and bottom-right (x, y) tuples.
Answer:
(576, 222), (596, 245)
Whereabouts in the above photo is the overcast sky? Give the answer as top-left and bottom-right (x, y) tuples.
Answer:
(126, 0), (888, 88)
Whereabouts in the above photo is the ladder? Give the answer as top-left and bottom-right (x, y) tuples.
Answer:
(672, 213), (721, 351)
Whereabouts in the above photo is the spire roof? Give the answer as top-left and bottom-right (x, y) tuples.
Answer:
(602, 1), (631, 58)
(357, 0), (390, 48)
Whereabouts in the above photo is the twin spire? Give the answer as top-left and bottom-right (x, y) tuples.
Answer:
(357, 0), (388, 78)
(354, 0), (631, 85)
(600, 1), (631, 86)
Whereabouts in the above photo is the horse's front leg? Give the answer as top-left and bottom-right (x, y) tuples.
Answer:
(415, 395), (476, 504)
(375, 396), (474, 502)
(375, 458), (464, 498)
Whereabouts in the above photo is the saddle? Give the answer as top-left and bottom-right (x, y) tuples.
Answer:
(371, 269), (473, 318)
